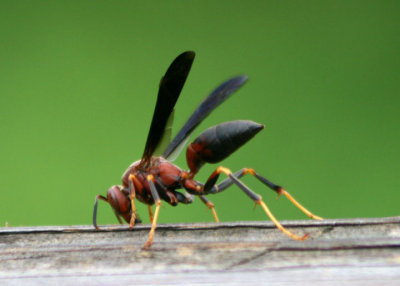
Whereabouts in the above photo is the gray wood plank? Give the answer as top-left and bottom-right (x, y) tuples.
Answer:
(1, 217), (400, 285)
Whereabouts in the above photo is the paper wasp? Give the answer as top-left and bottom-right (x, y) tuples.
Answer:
(93, 51), (322, 248)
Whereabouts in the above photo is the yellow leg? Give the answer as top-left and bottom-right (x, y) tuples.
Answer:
(128, 174), (137, 229)
(278, 188), (323, 220)
(211, 167), (323, 221)
(129, 200), (136, 229)
(143, 201), (161, 249)
(212, 166), (309, 241)
(143, 174), (161, 249)
(210, 207), (219, 223)
(199, 196), (220, 223)
(257, 200), (309, 241)
(206, 201), (219, 223)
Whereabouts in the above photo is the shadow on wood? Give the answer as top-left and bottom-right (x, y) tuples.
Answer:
(1, 217), (400, 285)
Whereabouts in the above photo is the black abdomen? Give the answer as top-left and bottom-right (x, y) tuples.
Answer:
(186, 120), (264, 173)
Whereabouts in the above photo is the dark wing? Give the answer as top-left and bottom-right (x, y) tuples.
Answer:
(153, 109), (174, 156)
(140, 51), (195, 167)
(162, 75), (248, 160)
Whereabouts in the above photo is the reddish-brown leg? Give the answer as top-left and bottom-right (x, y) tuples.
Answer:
(147, 205), (154, 223)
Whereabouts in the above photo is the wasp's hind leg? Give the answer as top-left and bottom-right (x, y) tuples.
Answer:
(207, 168), (322, 221)
(203, 166), (311, 241)
(252, 171), (322, 220)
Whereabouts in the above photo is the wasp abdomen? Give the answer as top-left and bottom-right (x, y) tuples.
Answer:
(186, 120), (264, 174)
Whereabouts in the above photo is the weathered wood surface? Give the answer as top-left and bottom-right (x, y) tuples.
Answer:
(1, 217), (400, 285)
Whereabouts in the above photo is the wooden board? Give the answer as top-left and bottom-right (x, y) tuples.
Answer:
(1, 217), (400, 285)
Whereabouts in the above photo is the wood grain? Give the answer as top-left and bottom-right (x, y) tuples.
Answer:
(1, 217), (400, 285)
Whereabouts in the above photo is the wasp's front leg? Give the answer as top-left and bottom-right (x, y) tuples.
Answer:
(128, 174), (138, 229)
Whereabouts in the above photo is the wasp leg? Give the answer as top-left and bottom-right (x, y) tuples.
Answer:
(113, 211), (124, 225)
(147, 205), (154, 224)
(128, 174), (138, 229)
(209, 168), (322, 221)
(93, 195), (108, 229)
(204, 166), (309, 241)
(143, 178), (193, 248)
(93, 194), (128, 231)
(252, 170), (322, 220)
(154, 177), (193, 206)
(143, 175), (161, 249)
(199, 196), (219, 222)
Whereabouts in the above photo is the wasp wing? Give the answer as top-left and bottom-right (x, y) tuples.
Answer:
(163, 75), (248, 160)
(153, 109), (174, 156)
(140, 51), (195, 166)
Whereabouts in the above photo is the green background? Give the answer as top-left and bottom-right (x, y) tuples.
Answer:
(1, 1), (399, 227)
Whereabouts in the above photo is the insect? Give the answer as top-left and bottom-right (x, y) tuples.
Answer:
(93, 51), (322, 249)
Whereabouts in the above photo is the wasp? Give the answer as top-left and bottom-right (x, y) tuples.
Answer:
(93, 51), (322, 249)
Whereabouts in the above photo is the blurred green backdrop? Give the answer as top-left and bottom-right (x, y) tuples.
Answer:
(1, 1), (399, 227)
